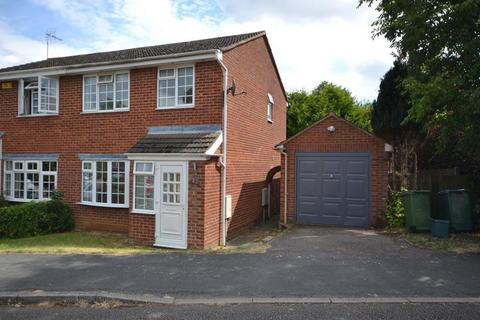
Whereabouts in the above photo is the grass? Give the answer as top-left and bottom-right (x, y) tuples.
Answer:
(386, 228), (480, 254)
(0, 228), (285, 255)
(0, 232), (159, 255)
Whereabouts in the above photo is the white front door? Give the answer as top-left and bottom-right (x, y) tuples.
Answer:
(154, 161), (188, 249)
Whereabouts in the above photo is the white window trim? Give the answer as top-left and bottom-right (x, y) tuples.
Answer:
(82, 70), (130, 113)
(3, 160), (58, 202)
(267, 93), (274, 123)
(80, 160), (130, 208)
(132, 161), (156, 215)
(156, 65), (195, 110)
(18, 76), (59, 117)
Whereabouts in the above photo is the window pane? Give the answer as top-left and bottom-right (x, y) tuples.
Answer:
(95, 161), (108, 203)
(84, 76), (97, 111)
(115, 73), (129, 109)
(177, 67), (193, 105)
(14, 162), (23, 170)
(159, 69), (174, 77)
(4, 173), (12, 197)
(111, 161), (126, 204)
(135, 162), (153, 173)
(98, 83), (114, 110)
(6, 161), (13, 171)
(14, 173), (24, 199)
(40, 78), (58, 113)
(43, 174), (56, 200)
(158, 74), (176, 108)
(27, 162), (38, 171)
(26, 173), (39, 199)
(82, 171), (92, 202)
(134, 175), (154, 211)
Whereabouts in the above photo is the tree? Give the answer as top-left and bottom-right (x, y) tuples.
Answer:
(287, 81), (372, 137)
(372, 61), (422, 188)
(359, 0), (480, 176)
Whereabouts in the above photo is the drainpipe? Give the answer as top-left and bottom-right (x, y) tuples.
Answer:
(216, 50), (228, 247)
(276, 145), (288, 225)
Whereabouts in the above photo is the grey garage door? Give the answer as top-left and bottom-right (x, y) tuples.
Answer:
(296, 153), (371, 227)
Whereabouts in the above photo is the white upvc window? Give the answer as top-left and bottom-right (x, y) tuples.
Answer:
(133, 161), (155, 213)
(3, 160), (57, 201)
(157, 66), (194, 109)
(82, 71), (130, 113)
(267, 93), (274, 123)
(18, 76), (59, 116)
(81, 160), (129, 208)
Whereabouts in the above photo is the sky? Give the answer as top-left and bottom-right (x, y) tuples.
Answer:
(0, 0), (394, 101)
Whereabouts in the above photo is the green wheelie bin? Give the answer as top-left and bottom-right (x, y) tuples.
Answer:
(401, 190), (431, 232)
(438, 189), (473, 232)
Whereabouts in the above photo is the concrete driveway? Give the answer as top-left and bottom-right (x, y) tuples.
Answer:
(0, 226), (479, 298)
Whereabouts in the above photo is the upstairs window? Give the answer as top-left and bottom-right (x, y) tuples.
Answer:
(157, 66), (194, 109)
(3, 160), (57, 201)
(83, 71), (129, 112)
(18, 76), (59, 116)
(267, 93), (274, 123)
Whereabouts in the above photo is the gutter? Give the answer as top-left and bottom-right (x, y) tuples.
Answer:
(0, 50), (219, 80)
(216, 49), (228, 247)
(275, 144), (288, 225)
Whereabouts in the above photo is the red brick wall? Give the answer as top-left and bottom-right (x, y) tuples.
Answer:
(223, 36), (287, 238)
(0, 62), (223, 235)
(279, 115), (388, 226)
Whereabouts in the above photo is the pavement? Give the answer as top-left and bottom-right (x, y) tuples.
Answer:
(2, 303), (480, 320)
(0, 226), (479, 300)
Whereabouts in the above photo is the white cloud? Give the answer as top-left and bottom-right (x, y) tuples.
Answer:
(0, 0), (394, 100)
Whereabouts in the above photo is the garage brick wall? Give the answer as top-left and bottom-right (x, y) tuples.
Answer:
(279, 115), (388, 227)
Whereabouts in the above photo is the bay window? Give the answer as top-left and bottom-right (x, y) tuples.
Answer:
(83, 71), (129, 112)
(157, 66), (194, 109)
(3, 160), (57, 201)
(18, 76), (59, 116)
(133, 161), (155, 213)
(81, 160), (129, 207)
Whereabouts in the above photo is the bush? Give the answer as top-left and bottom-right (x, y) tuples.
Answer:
(0, 196), (10, 208)
(0, 192), (74, 239)
(386, 191), (405, 228)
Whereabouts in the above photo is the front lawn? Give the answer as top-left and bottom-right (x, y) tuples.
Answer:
(0, 231), (158, 255)
(387, 229), (480, 254)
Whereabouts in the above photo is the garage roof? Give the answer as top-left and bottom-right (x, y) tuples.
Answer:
(276, 113), (385, 148)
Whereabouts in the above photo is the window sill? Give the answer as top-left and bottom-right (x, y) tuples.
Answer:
(131, 210), (155, 215)
(156, 105), (194, 111)
(3, 197), (49, 203)
(78, 201), (129, 209)
(81, 109), (130, 115)
(17, 113), (58, 118)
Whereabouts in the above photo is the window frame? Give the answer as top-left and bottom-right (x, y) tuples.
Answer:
(3, 159), (58, 202)
(18, 76), (59, 117)
(82, 70), (130, 114)
(132, 161), (156, 214)
(80, 160), (130, 208)
(267, 93), (274, 123)
(156, 65), (195, 110)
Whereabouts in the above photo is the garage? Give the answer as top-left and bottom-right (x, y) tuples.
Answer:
(276, 113), (389, 228)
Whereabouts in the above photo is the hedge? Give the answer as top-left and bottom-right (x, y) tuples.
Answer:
(0, 197), (74, 239)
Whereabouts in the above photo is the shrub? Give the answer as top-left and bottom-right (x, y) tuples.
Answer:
(0, 192), (74, 239)
(386, 191), (405, 228)
(0, 196), (10, 208)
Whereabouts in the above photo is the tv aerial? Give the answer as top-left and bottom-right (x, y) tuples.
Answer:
(46, 30), (62, 59)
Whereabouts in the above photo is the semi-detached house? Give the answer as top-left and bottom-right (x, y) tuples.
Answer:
(0, 31), (287, 249)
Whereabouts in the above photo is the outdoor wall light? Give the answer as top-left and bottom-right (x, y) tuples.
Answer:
(327, 125), (336, 133)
